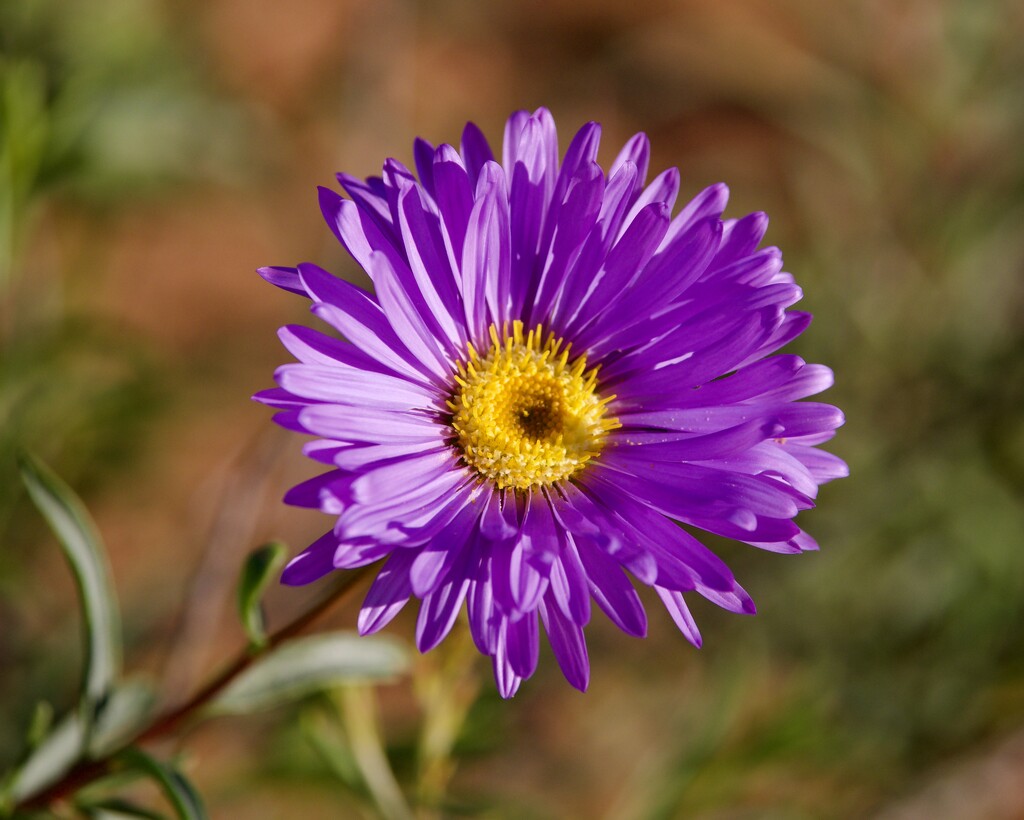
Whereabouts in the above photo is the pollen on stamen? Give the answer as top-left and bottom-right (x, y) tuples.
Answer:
(449, 321), (620, 491)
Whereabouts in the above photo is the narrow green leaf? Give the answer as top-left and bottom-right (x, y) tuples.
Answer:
(116, 749), (207, 820)
(209, 633), (410, 716)
(18, 451), (122, 704)
(89, 680), (157, 757)
(8, 711), (87, 802)
(236, 542), (287, 650)
(3, 682), (154, 806)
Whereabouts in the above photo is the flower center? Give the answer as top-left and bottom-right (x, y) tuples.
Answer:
(448, 321), (619, 490)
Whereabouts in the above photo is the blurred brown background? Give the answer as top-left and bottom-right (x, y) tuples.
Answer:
(3, 0), (1024, 817)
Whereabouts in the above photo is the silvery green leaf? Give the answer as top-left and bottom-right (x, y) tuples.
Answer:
(3, 680), (153, 805)
(8, 711), (87, 802)
(236, 542), (287, 650)
(18, 451), (122, 705)
(88, 680), (157, 757)
(116, 749), (207, 820)
(209, 633), (410, 716)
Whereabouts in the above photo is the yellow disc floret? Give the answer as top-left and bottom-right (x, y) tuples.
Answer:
(448, 321), (620, 491)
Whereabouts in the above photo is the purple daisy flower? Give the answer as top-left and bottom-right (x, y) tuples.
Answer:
(256, 108), (847, 697)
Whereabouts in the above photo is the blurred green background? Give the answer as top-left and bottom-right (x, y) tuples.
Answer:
(3, 0), (1024, 817)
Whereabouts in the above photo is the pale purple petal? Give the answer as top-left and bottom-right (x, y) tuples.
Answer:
(416, 545), (472, 652)
(358, 550), (416, 635)
(258, 265), (306, 296)
(655, 587), (703, 648)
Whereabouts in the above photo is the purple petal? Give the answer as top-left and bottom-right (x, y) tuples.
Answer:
(615, 402), (843, 438)
(554, 482), (657, 582)
(366, 250), (452, 377)
(539, 598), (590, 691)
(394, 181), (466, 350)
(581, 218), (722, 353)
(507, 119), (555, 317)
(755, 364), (835, 403)
(619, 167), (679, 241)
(275, 363), (436, 409)
(699, 583), (757, 615)
(413, 137), (436, 196)
(527, 161), (605, 326)
(712, 212), (769, 269)
(608, 419), (776, 462)
(333, 540), (394, 569)
(531, 121), (601, 283)
(519, 493), (561, 561)
(409, 502), (480, 596)
(576, 542), (647, 637)
(432, 144), (474, 261)
(594, 459), (808, 524)
(505, 612), (540, 679)
(252, 387), (312, 410)
(277, 324), (393, 376)
(655, 586), (702, 648)
(563, 201), (670, 335)
(491, 633), (523, 699)
(664, 182), (729, 245)
(736, 310), (813, 366)
(331, 442), (446, 472)
(464, 162), (512, 331)
(460, 120), (495, 184)
(258, 266), (307, 296)
(467, 570), (499, 654)
(297, 404), (441, 443)
(416, 539), (472, 651)
(318, 186), (396, 274)
(281, 530), (338, 586)
(298, 263), (432, 382)
(709, 247), (784, 289)
(548, 160), (638, 328)
(479, 489), (517, 541)
(334, 173), (398, 246)
(358, 550), (416, 635)
(351, 449), (462, 504)
(610, 308), (780, 391)
(783, 443), (849, 484)
(338, 472), (471, 543)
(490, 533), (547, 617)
(501, 109), (531, 172)
(609, 132), (650, 192)
(304, 440), (349, 465)
(283, 469), (350, 510)
(685, 512), (800, 544)
(658, 355), (807, 409)
(546, 534), (591, 625)
(578, 478), (736, 593)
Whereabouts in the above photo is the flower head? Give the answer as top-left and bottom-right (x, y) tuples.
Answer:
(256, 108), (847, 697)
